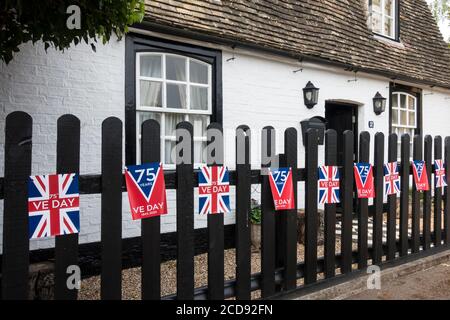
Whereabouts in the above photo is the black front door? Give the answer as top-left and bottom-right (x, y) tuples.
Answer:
(325, 103), (357, 165)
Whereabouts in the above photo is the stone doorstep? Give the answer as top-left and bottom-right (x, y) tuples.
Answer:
(291, 250), (450, 300)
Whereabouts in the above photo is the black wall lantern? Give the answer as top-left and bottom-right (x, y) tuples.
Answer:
(373, 92), (386, 115)
(303, 81), (319, 109)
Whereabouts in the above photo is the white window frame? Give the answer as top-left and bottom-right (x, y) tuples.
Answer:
(368, 0), (397, 40)
(135, 52), (212, 168)
(392, 92), (417, 158)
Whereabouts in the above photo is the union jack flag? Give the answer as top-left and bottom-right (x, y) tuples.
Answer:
(198, 165), (231, 215)
(318, 166), (340, 204)
(384, 161), (400, 196)
(434, 159), (447, 189)
(28, 174), (80, 239)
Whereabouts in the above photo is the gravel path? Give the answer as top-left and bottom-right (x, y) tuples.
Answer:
(78, 242), (346, 300)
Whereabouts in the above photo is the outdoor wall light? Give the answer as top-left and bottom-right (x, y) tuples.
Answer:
(303, 81), (319, 109)
(373, 92), (387, 115)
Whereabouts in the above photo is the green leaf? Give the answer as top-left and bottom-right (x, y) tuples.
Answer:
(1, 0), (146, 63)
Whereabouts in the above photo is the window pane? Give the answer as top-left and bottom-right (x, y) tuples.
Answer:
(167, 83), (186, 109)
(384, 17), (393, 37)
(372, 12), (382, 33)
(165, 113), (185, 136)
(409, 112), (416, 127)
(400, 110), (407, 125)
(372, 0), (381, 12)
(166, 56), (186, 81)
(392, 94), (398, 109)
(190, 60), (208, 84)
(400, 94), (406, 109)
(140, 80), (162, 107)
(408, 96), (415, 110)
(140, 55), (162, 78)
(194, 141), (206, 164)
(165, 140), (176, 164)
(384, 0), (393, 16)
(392, 109), (398, 124)
(190, 86), (208, 110)
(138, 112), (161, 135)
(190, 115), (208, 137)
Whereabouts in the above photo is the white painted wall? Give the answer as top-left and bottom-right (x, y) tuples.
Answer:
(0, 37), (126, 252)
(423, 89), (450, 143)
(1, 32), (450, 252)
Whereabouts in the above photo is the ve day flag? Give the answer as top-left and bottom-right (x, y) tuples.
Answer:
(198, 165), (231, 215)
(412, 160), (430, 192)
(125, 162), (167, 220)
(353, 163), (375, 199)
(384, 161), (400, 196)
(28, 173), (80, 239)
(268, 167), (295, 210)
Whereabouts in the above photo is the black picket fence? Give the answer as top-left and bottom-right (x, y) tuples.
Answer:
(1, 111), (450, 300)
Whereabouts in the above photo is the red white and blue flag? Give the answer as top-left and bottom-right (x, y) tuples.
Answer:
(198, 165), (231, 215)
(412, 160), (430, 192)
(268, 167), (295, 210)
(434, 159), (447, 189)
(125, 162), (167, 220)
(318, 166), (340, 204)
(384, 161), (400, 196)
(28, 173), (80, 239)
(354, 163), (375, 199)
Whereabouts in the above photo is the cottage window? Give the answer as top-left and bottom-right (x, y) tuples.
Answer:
(391, 92), (417, 156)
(136, 52), (212, 166)
(367, 0), (397, 39)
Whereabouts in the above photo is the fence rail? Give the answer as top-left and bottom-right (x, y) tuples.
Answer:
(1, 111), (450, 300)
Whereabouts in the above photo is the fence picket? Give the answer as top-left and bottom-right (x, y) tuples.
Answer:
(235, 125), (251, 300)
(176, 121), (195, 300)
(55, 114), (80, 300)
(283, 128), (298, 290)
(434, 136), (442, 247)
(324, 129), (337, 278)
(373, 133), (384, 264)
(207, 123), (225, 300)
(1, 112), (32, 299)
(5, 109), (450, 301)
(101, 117), (123, 300)
(261, 126), (276, 298)
(411, 135), (422, 253)
(386, 134), (398, 261)
(305, 129), (318, 284)
(340, 130), (354, 274)
(357, 132), (370, 269)
(141, 119), (162, 300)
(399, 134), (410, 256)
(423, 135), (432, 250)
(445, 137), (450, 244)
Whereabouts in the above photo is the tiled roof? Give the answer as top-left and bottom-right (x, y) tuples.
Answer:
(143, 0), (450, 88)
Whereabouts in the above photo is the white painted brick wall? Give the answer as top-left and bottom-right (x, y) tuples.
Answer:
(1, 33), (450, 253)
(0, 38), (125, 252)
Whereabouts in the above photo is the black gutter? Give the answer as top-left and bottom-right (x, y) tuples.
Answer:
(134, 21), (450, 90)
